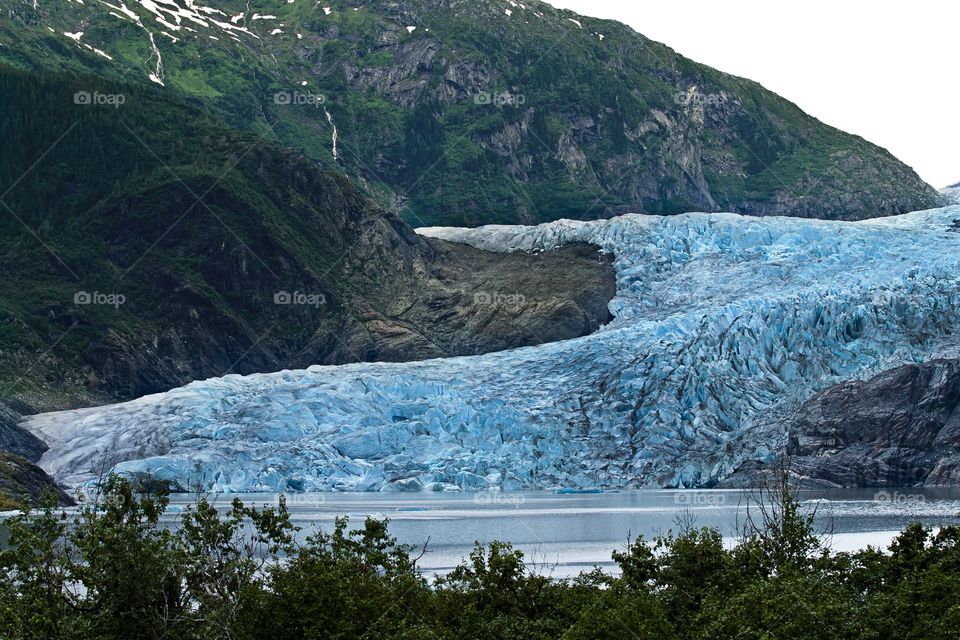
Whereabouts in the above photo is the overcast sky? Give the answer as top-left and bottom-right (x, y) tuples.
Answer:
(549, 0), (957, 188)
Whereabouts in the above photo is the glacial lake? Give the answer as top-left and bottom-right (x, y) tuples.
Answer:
(155, 488), (960, 578)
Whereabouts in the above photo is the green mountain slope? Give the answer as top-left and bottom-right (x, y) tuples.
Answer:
(0, 65), (614, 408)
(0, 0), (941, 226)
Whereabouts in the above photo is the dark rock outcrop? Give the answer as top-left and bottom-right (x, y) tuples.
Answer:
(335, 238), (616, 364)
(0, 400), (46, 463)
(0, 400), (71, 509)
(0, 452), (73, 510)
(782, 359), (960, 487)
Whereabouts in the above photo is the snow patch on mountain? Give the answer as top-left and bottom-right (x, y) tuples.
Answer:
(25, 207), (960, 493)
(45, 0), (264, 84)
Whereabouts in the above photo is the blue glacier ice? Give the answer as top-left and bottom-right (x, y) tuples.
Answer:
(24, 207), (960, 492)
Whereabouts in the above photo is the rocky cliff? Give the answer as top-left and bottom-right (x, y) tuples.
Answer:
(0, 452), (74, 510)
(783, 359), (960, 487)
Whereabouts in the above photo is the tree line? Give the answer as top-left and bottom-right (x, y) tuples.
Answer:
(1, 475), (959, 639)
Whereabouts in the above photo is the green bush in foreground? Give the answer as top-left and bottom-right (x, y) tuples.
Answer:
(1, 477), (959, 640)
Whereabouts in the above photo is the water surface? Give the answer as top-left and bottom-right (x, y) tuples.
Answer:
(164, 488), (960, 578)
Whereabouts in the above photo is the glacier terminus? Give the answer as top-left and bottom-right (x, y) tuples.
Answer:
(24, 207), (960, 493)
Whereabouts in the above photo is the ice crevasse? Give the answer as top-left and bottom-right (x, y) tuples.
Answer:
(24, 207), (960, 492)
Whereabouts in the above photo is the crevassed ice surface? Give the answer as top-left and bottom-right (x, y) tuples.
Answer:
(26, 208), (960, 492)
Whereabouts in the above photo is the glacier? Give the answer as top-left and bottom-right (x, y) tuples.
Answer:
(24, 207), (960, 493)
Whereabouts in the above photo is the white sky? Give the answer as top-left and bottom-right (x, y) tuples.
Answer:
(548, 0), (957, 188)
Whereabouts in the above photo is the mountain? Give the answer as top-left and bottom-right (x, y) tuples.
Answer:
(0, 65), (614, 410)
(1, 1), (954, 498)
(23, 206), (960, 492)
(0, 0), (941, 227)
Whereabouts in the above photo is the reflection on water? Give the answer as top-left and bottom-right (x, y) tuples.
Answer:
(161, 487), (960, 578)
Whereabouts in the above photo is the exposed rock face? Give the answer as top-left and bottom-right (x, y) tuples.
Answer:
(337, 238), (616, 364)
(6, 188), (615, 408)
(784, 359), (960, 487)
(15, 213), (615, 406)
